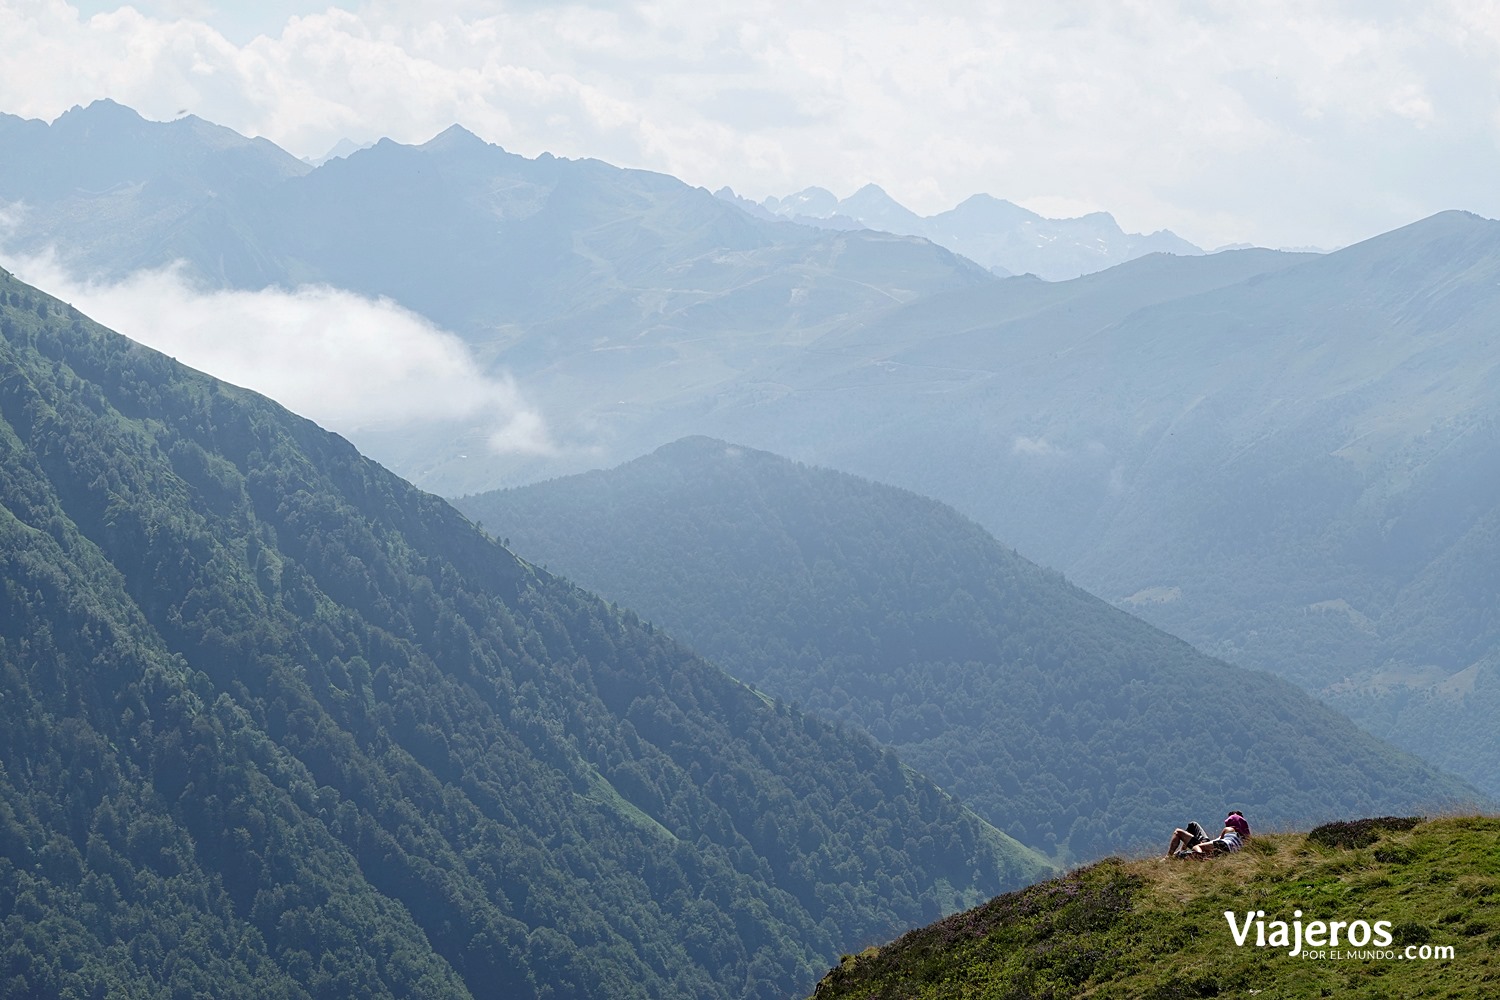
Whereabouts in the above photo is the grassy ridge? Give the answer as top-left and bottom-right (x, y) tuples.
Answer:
(810, 816), (1500, 999)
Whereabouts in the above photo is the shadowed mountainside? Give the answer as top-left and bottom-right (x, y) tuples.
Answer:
(455, 437), (1479, 861)
(0, 274), (1048, 1000)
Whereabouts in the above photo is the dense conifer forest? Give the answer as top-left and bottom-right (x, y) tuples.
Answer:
(0, 275), (1048, 999)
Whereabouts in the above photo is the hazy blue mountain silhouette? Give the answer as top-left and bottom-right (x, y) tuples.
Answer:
(654, 212), (1500, 796)
(0, 100), (993, 492)
(750, 183), (1203, 279)
(0, 101), (989, 351)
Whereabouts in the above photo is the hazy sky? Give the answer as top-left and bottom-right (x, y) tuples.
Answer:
(5, 1), (1500, 250)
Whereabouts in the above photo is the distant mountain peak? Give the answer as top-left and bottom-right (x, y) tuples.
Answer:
(421, 122), (489, 152)
(769, 185), (840, 218)
(840, 183), (922, 223)
(306, 136), (376, 166)
(1407, 208), (1497, 233)
(653, 435), (741, 462)
(763, 184), (1202, 279)
(53, 98), (148, 133)
(945, 194), (1040, 225)
(961, 193), (1020, 208)
(1319, 209), (1500, 267)
(70, 97), (140, 119)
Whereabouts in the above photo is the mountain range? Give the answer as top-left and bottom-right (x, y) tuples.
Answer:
(0, 99), (990, 494)
(0, 100), (1205, 492)
(723, 183), (1204, 280)
(0, 273), (1048, 999)
(650, 210), (1500, 797)
(454, 437), (1478, 861)
(3, 99), (1498, 799)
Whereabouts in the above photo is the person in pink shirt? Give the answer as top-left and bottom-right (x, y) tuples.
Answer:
(1165, 811), (1250, 858)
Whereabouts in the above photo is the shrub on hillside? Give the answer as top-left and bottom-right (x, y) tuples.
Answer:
(1305, 816), (1422, 850)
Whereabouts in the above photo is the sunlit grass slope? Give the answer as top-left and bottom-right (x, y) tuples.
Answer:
(811, 815), (1500, 999)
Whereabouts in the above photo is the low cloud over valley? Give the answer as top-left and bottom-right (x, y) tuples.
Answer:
(3, 250), (555, 456)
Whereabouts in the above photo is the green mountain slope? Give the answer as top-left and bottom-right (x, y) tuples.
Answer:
(0, 275), (1048, 999)
(808, 815), (1500, 999)
(453, 437), (1478, 862)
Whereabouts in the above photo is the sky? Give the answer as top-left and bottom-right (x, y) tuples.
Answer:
(2, 0), (1498, 252)
(3, 1), (1500, 462)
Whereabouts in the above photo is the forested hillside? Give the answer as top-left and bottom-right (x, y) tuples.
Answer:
(456, 438), (1478, 861)
(0, 275), (1048, 999)
(631, 211), (1500, 798)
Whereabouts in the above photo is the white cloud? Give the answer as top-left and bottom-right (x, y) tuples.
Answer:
(2, 249), (555, 455)
(0, 201), (23, 240)
(1012, 435), (1062, 457)
(4, 1), (1500, 249)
